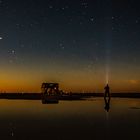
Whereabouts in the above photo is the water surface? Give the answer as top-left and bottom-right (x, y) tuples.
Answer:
(0, 98), (140, 140)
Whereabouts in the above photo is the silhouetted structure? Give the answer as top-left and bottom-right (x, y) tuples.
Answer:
(41, 83), (59, 104)
(41, 83), (59, 95)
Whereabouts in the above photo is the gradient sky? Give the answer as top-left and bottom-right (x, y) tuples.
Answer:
(0, 0), (140, 93)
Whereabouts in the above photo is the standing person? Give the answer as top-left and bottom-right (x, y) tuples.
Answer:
(104, 84), (110, 98)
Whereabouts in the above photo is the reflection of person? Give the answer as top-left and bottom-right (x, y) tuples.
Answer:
(104, 97), (110, 112)
(104, 84), (110, 98)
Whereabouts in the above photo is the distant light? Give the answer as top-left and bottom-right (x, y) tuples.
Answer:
(0, 37), (3, 40)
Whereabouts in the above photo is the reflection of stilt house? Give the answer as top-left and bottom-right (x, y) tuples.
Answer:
(41, 83), (59, 104)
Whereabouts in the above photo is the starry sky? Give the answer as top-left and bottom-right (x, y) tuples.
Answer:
(0, 0), (140, 93)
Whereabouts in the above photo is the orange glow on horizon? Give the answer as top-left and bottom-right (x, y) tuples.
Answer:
(0, 66), (140, 93)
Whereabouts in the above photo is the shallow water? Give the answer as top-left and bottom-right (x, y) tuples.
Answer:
(0, 98), (140, 140)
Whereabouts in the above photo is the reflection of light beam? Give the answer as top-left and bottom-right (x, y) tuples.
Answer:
(106, 111), (109, 121)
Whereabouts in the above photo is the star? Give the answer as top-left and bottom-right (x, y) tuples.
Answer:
(49, 5), (53, 9)
(90, 17), (94, 22)
(61, 7), (65, 10)
(136, 20), (139, 24)
(61, 46), (65, 50)
(112, 16), (115, 20)
(81, 2), (88, 8)
(11, 50), (15, 54)
(59, 43), (65, 50)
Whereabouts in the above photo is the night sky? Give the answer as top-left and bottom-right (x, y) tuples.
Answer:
(0, 0), (140, 93)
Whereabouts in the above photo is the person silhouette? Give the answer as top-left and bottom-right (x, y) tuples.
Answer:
(104, 84), (111, 112)
(104, 84), (110, 98)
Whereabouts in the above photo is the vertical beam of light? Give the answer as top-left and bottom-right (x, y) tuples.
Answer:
(103, 1), (112, 85)
(104, 26), (112, 85)
(106, 49), (110, 84)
